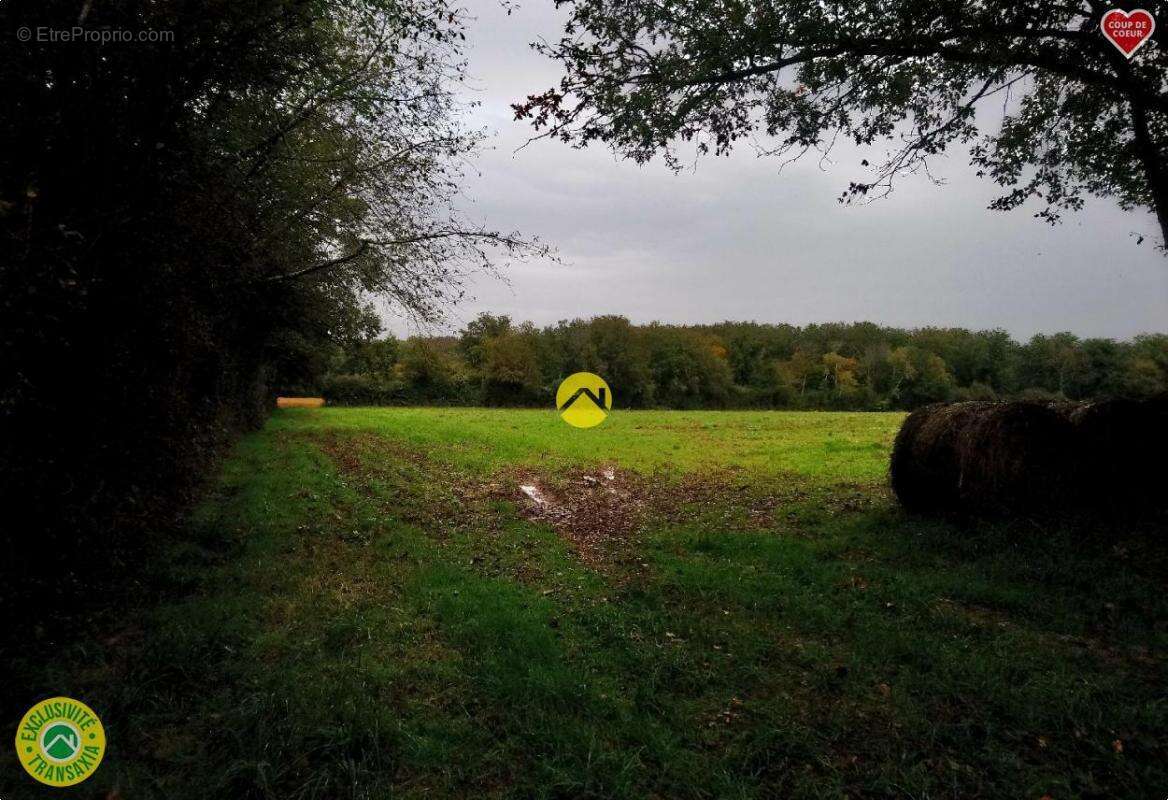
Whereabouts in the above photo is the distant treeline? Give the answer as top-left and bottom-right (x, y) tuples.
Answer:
(296, 315), (1168, 410)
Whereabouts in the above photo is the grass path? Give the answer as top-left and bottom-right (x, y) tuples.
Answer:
(5, 408), (1165, 799)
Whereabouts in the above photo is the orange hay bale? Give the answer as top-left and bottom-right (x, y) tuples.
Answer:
(276, 397), (325, 409)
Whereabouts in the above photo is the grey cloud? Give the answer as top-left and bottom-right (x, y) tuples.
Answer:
(386, 0), (1168, 340)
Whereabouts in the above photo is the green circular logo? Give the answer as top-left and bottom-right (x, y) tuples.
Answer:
(15, 697), (106, 786)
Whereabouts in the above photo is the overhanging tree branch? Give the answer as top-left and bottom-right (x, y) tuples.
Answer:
(519, 0), (1168, 249)
(242, 229), (545, 287)
(247, 241), (371, 284)
(635, 35), (1168, 115)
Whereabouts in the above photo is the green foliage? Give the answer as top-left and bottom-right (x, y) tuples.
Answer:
(482, 325), (543, 405)
(459, 313), (513, 369)
(643, 324), (735, 408)
(320, 374), (405, 405)
(334, 336), (400, 379)
(0, 0), (533, 598)
(320, 313), (1168, 410)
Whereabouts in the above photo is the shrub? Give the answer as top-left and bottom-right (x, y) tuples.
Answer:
(321, 374), (405, 405)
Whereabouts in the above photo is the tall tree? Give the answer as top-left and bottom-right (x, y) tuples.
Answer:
(516, 0), (1168, 248)
(0, 0), (538, 596)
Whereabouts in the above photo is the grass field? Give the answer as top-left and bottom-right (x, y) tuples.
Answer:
(8, 408), (1167, 799)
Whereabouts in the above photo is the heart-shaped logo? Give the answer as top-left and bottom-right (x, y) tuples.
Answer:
(1100, 8), (1156, 58)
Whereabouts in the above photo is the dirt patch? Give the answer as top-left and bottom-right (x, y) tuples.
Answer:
(486, 464), (831, 567)
(313, 432), (883, 570)
(317, 431), (434, 476)
(488, 465), (649, 566)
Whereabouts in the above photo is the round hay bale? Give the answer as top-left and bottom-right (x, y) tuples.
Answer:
(891, 403), (975, 513)
(1054, 396), (1168, 517)
(892, 401), (1075, 516)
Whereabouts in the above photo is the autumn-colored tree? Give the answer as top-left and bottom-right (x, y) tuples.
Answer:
(776, 349), (823, 397)
(822, 353), (862, 397)
(319, 317), (1168, 410)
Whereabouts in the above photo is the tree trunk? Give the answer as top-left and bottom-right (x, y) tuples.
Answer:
(1130, 98), (1168, 251)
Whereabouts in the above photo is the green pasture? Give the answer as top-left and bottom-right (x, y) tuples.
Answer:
(7, 408), (1164, 799)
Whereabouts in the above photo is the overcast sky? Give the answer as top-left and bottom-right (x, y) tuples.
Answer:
(387, 0), (1168, 341)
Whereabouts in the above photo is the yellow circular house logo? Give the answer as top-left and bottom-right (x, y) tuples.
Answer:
(556, 372), (612, 428)
(15, 697), (106, 786)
